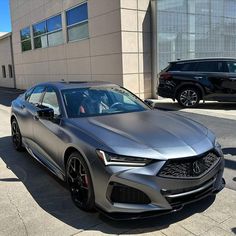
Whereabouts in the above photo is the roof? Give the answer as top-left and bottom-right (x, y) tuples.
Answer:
(35, 81), (119, 90)
(0, 32), (11, 40)
(170, 57), (236, 63)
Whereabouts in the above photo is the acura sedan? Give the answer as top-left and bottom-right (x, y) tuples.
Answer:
(11, 81), (225, 219)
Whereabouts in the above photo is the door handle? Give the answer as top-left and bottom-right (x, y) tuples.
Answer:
(20, 104), (25, 109)
(194, 76), (203, 80)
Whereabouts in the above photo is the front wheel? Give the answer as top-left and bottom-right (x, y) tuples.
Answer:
(177, 87), (201, 108)
(11, 119), (24, 151)
(66, 152), (95, 211)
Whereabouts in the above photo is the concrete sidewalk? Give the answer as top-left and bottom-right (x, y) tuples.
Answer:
(149, 98), (236, 121)
(0, 89), (235, 236)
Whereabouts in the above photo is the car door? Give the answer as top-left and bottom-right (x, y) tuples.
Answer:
(32, 86), (65, 176)
(196, 61), (230, 101)
(16, 85), (46, 147)
(224, 61), (236, 101)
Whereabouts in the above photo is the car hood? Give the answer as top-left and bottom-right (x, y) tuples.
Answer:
(70, 110), (214, 160)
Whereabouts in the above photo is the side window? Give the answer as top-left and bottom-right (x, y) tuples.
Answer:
(28, 86), (45, 105)
(226, 61), (236, 73)
(196, 61), (218, 72)
(42, 87), (60, 116)
(169, 62), (197, 72)
(181, 63), (197, 71)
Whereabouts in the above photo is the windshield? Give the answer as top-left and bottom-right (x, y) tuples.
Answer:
(62, 86), (149, 118)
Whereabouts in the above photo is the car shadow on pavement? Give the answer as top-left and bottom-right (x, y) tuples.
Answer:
(154, 101), (236, 111)
(0, 88), (24, 107)
(0, 136), (217, 234)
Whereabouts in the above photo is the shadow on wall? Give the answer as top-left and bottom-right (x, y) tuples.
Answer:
(140, 3), (152, 99)
(0, 136), (217, 234)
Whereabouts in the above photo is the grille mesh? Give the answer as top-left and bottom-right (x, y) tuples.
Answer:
(158, 152), (220, 178)
(110, 183), (151, 204)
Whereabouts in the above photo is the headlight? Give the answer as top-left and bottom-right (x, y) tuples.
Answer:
(96, 150), (152, 166)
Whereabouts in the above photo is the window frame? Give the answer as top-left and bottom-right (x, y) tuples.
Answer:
(20, 26), (32, 52)
(66, 1), (89, 43)
(32, 13), (63, 49)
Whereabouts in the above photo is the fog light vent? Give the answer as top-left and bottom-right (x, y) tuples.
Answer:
(110, 183), (151, 204)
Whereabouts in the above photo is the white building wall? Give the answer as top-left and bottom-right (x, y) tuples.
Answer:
(0, 34), (15, 88)
(10, 0), (152, 98)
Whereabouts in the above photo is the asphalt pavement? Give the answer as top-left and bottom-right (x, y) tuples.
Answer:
(0, 88), (235, 236)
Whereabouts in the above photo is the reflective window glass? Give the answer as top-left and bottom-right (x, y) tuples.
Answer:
(66, 3), (88, 26)
(28, 86), (45, 105)
(47, 15), (62, 32)
(42, 87), (60, 116)
(33, 21), (47, 37)
(20, 27), (31, 41)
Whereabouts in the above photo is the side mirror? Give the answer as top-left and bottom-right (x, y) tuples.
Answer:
(144, 99), (154, 108)
(37, 108), (54, 120)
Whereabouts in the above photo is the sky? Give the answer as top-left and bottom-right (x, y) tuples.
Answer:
(0, 0), (11, 32)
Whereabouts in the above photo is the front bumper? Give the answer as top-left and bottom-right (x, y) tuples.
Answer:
(91, 150), (225, 219)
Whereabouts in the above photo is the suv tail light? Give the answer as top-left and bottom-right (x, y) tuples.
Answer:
(160, 72), (172, 80)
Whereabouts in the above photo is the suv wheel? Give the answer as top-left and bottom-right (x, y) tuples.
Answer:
(177, 87), (200, 108)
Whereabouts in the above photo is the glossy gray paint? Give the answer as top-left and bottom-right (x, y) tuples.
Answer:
(11, 81), (224, 215)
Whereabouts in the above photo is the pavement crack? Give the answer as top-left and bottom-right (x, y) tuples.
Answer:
(7, 189), (29, 236)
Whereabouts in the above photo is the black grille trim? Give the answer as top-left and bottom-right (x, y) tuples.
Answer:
(158, 152), (220, 179)
(109, 183), (151, 204)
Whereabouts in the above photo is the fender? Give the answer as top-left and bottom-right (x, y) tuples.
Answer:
(174, 82), (205, 100)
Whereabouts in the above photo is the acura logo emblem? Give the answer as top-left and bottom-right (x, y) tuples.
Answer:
(193, 161), (201, 174)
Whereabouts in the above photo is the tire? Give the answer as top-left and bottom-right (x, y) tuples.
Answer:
(66, 152), (95, 211)
(11, 119), (24, 151)
(177, 87), (201, 108)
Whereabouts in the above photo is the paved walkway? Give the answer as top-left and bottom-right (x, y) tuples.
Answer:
(150, 98), (236, 121)
(0, 89), (235, 235)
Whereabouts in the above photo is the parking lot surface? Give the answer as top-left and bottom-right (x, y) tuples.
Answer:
(0, 88), (235, 236)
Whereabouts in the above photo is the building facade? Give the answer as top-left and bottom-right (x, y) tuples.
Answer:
(153, 0), (236, 72)
(0, 32), (15, 88)
(9, 0), (236, 98)
(10, 0), (152, 99)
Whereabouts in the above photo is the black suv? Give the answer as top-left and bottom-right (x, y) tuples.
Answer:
(157, 58), (236, 107)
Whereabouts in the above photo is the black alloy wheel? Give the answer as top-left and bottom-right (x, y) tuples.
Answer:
(177, 87), (200, 108)
(11, 119), (24, 151)
(66, 152), (95, 211)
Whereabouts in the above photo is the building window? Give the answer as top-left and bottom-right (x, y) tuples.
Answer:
(20, 27), (32, 52)
(33, 14), (63, 49)
(66, 2), (89, 42)
(8, 65), (13, 78)
(2, 65), (6, 78)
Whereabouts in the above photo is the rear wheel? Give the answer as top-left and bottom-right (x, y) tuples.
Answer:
(66, 152), (95, 211)
(11, 119), (24, 151)
(177, 87), (201, 108)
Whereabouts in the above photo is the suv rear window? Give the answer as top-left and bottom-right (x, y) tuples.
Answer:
(168, 62), (197, 72)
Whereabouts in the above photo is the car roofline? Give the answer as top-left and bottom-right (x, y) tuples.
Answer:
(169, 57), (236, 64)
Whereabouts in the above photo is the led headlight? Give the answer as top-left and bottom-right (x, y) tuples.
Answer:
(96, 150), (152, 166)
